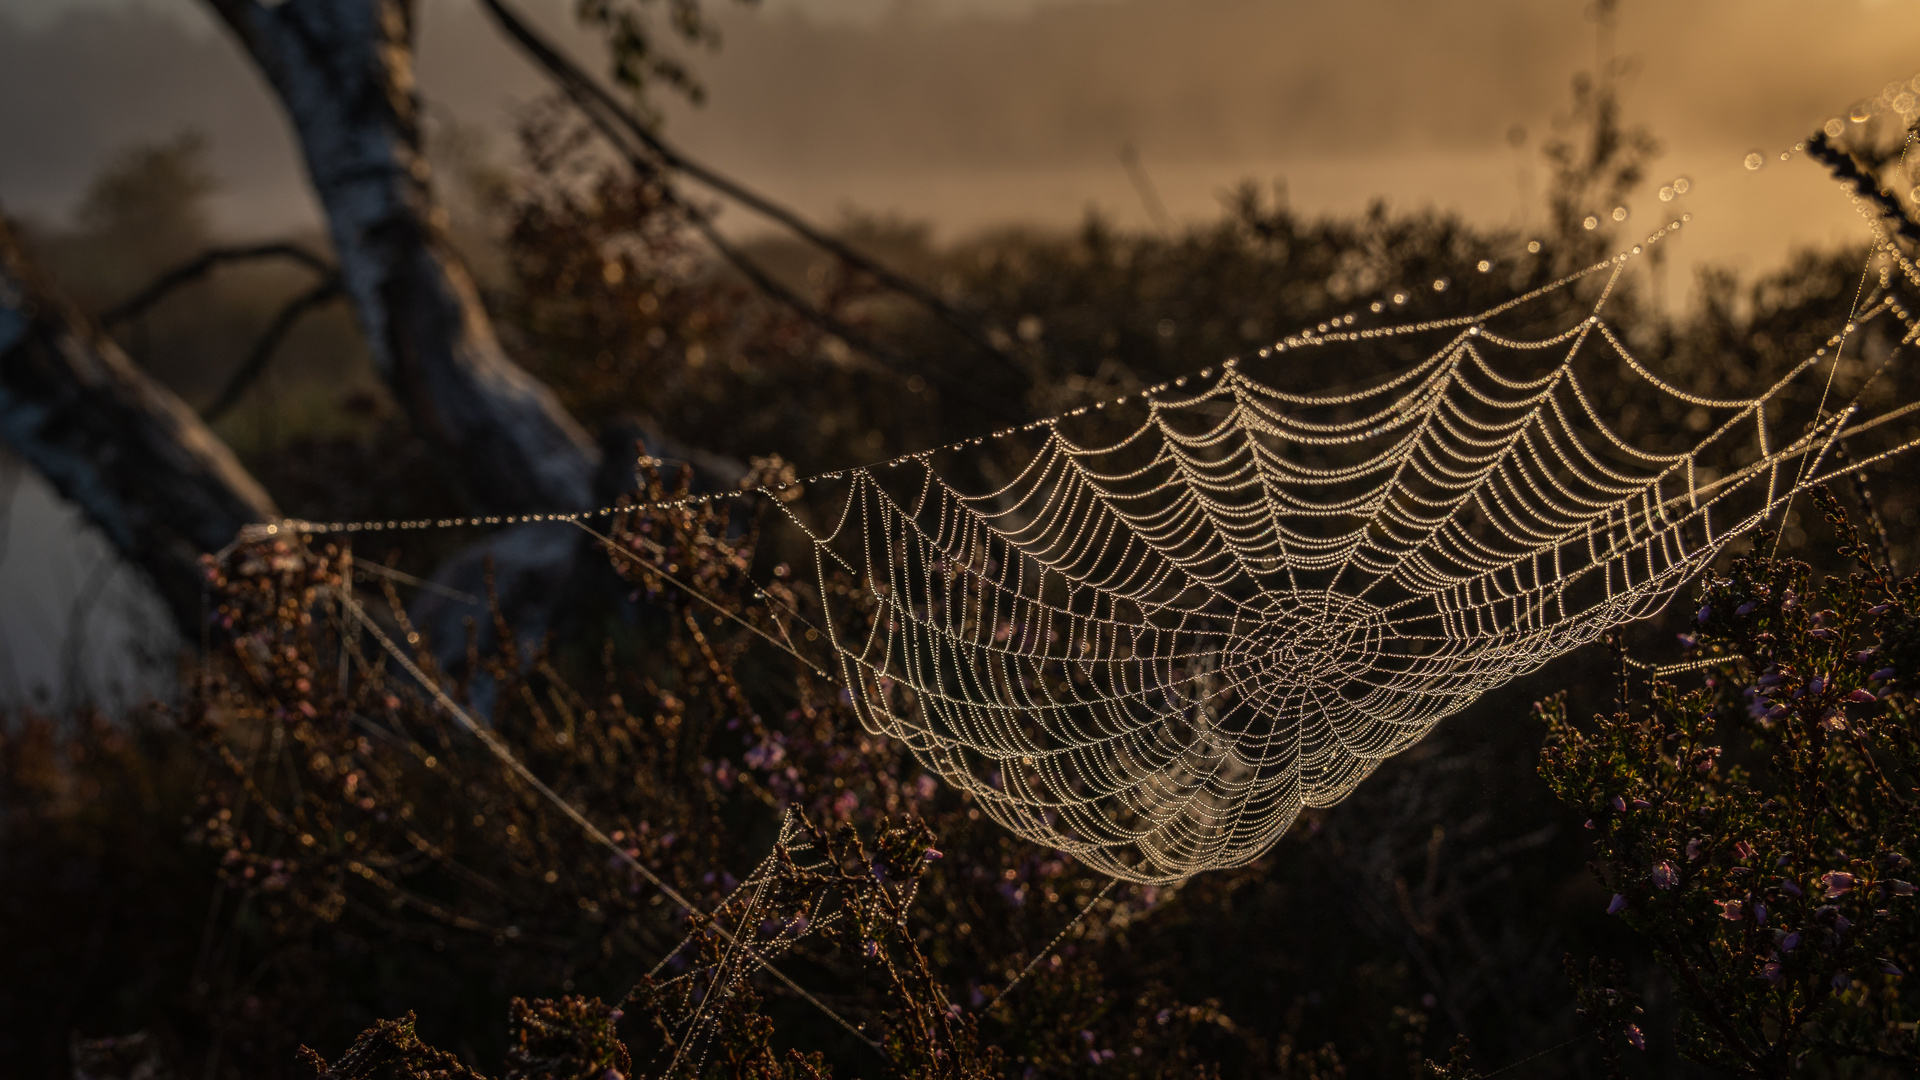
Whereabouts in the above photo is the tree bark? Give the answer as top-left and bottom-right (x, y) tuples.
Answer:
(203, 0), (599, 515)
(0, 217), (278, 637)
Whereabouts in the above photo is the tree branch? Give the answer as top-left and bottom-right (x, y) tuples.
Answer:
(203, 0), (599, 514)
(99, 242), (335, 327)
(0, 216), (278, 637)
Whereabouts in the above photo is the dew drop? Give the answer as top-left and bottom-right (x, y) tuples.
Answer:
(1850, 103), (1872, 123)
(1672, 176), (1691, 194)
(1583, 215), (1599, 230)
(1476, 259), (1492, 272)
(1659, 186), (1675, 201)
(1432, 278), (1448, 292)
(1825, 118), (1846, 138)
(1744, 151), (1765, 171)
(1526, 240), (1542, 253)
(1612, 206), (1629, 222)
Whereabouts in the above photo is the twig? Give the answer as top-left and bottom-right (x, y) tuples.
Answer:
(100, 242), (336, 327)
(203, 276), (344, 422)
(1805, 132), (1920, 246)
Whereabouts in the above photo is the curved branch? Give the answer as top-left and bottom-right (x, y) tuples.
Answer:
(99, 242), (336, 327)
(203, 276), (345, 422)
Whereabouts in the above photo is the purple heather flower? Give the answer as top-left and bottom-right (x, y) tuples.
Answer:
(862, 940), (879, 958)
(1676, 633), (1697, 649)
(1833, 972), (1852, 991)
(1715, 899), (1745, 921)
(1781, 878), (1804, 897)
(1780, 931), (1802, 952)
(1652, 861), (1679, 889)
(1610, 796), (1627, 812)
(1882, 961), (1905, 976)
(1763, 960), (1784, 986)
(1887, 879), (1915, 895)
(1686, 838), (1704, 861)
(1630, 798), (1652, 809)
(1873, 667), (1898, 682)
(1781, 590), (1798, 611)
(1766, 704), (1790, 719)
(1736, 601), (1757, 616)
(1625, 1025), (1645, 1051)
(923, 847), (944, 861)
(1697, 604), (1712, 624)
(1869, 603), (1892, 615)
(1834, 914), (1852, 935)
(1753, 902), (1768, 925)
(1607, 894), (1628, 915)
(1822, 871), (1856, 898)
(1808, 676), (1826, 695)
(1759, 670), (1784, 688)
(1854, 648), (1878, 662)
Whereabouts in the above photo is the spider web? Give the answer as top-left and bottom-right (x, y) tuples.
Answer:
(784, 241), (1920, 885)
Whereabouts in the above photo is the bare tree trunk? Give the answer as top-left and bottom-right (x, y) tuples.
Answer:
(203, 0), (599, 515)
(0, 218), (278, 637)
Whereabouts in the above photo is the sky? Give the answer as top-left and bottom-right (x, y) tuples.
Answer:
(1, 0), (1915, 286)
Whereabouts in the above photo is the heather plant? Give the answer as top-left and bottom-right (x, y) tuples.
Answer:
(1541, 488), (1919, 1075)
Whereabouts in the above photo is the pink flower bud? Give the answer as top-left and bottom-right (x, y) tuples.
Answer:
(1735, 841), (1755, 860)
(1686, 838), (1703, 860)
(1762, 961), (1784, 985)
(1715, 899), (1744, 921)
(1822, 871), (1855, 898)
(1848, 688), (1876, 703)
(1652, 861), (1678, 889)
(1625, 1025), (1645, 1050)
(1610, 796), (1626, 812)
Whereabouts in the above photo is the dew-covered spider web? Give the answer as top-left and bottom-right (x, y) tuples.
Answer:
(263, 224), (1920, 886)
(767, 235), (1920, 884)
